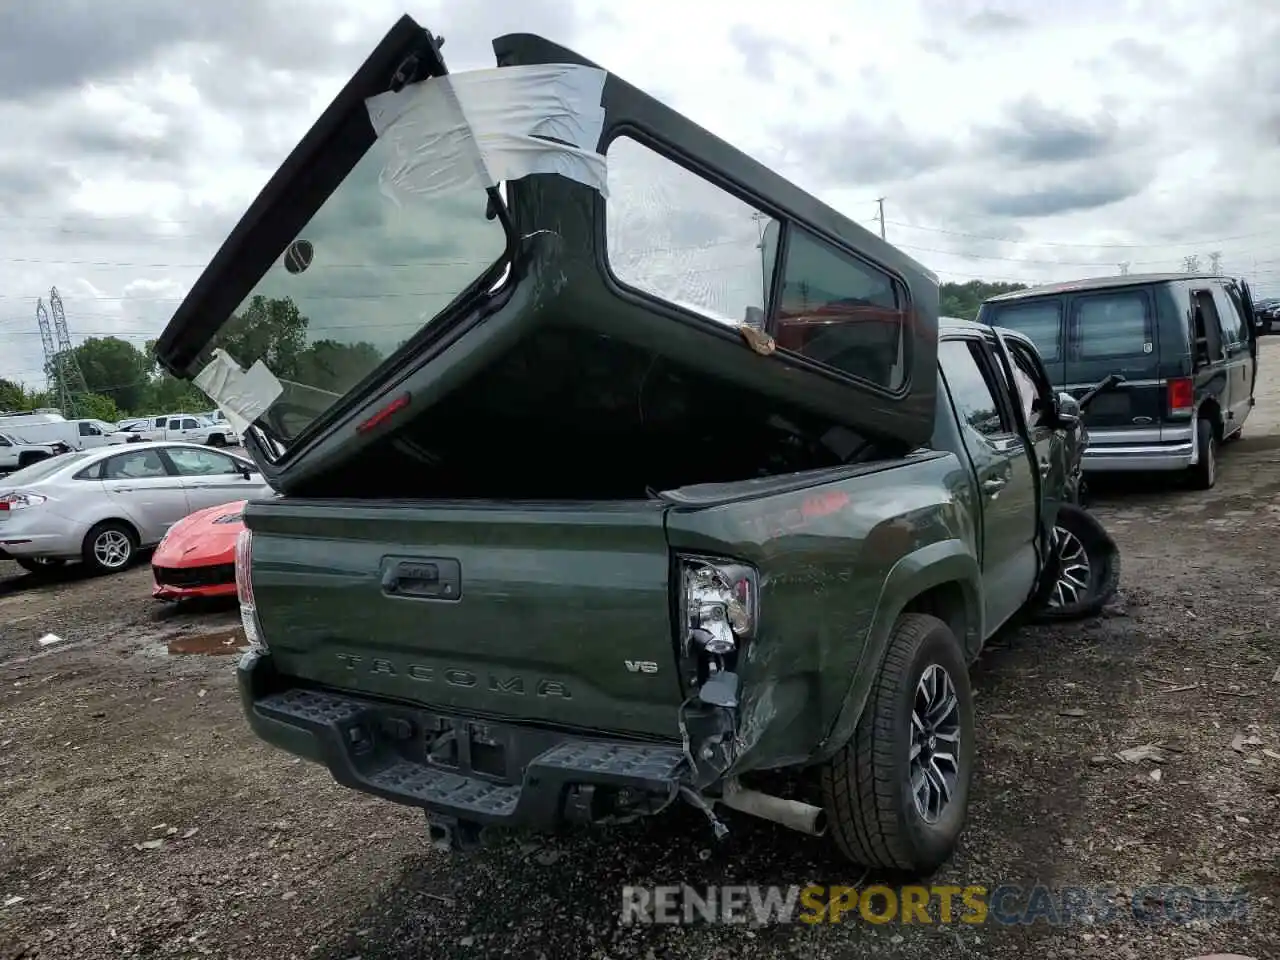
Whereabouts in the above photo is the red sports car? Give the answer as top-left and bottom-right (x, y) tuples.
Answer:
(151, 500), (246, 601)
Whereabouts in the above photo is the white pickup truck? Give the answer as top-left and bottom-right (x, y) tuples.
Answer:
(0, 432), (62, 475)
(120, 413), (240, 447)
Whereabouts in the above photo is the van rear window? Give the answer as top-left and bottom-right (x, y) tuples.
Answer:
(1072, 292), (1152, 359)
(990, 301), (1062, 362)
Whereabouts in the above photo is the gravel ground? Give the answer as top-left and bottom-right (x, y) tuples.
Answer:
(3, 357), (1280, 959)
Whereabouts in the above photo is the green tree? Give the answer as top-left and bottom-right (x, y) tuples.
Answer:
(0, 378), (29, 411)
(940, 280), (1029, 320)
(68, 337), (153, 412)
(78, 393), (121, 422)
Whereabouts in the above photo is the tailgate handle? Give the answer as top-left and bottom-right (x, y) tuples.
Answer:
(380, 557), (461, 601)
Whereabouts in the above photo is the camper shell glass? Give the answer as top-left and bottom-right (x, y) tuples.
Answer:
(153, 17), (939, 497)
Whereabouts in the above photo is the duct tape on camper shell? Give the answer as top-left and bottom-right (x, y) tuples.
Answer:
(192, 349), (284, 436)
(364, 63), (609, 201)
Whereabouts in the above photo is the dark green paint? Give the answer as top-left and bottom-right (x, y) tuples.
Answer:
(151, 16), (1089, 798)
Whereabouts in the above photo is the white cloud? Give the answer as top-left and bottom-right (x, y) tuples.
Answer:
(1, 0), (1278, 388)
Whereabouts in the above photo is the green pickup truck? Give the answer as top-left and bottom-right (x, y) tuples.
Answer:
(154, 16), (1119, 876)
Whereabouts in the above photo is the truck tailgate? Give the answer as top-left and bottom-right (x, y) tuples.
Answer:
(245, 499), (683, 738)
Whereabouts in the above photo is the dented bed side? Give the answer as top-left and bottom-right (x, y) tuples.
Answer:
(662, 449), (980, 781)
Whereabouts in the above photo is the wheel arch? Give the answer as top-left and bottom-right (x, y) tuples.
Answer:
(817, 540), (982, 760)
(83, 515), (142, 548)
(1197, 396), (1224, 438)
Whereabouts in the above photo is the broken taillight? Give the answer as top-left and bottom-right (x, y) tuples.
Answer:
(680, 556), (759, 655)
(234, 527), (264, 649)
(0, 493), (48, 511)
(1167, 377), (1194, 417)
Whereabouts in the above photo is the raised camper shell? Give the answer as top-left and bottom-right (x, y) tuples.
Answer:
(153, 16), (940, 497)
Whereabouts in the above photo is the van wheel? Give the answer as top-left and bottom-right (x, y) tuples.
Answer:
(1030, 505), (1121, 622)
(207, 434), (227, 447)
(1188, 418), (1217, 490)
(16, 451), (50, 469)
(81, 521), (138, 574)
(819, 613), (974, 877)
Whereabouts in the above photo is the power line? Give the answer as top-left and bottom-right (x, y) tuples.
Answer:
(881, 220), (1278, 249)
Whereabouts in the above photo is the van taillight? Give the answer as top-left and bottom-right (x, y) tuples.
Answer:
(1168, 377), (1194, 416)
(235, 528), (263, 648)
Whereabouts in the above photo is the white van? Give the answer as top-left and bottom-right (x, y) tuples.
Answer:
(15, 418), (132, 451)
(0, 412), (67, 430)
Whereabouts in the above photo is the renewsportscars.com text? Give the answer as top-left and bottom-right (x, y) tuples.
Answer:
(620, 883), (1250, 926)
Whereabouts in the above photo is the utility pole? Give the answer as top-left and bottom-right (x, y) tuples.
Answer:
(873, 198), (886, 240)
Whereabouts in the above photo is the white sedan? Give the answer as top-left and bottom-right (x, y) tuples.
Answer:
(0, 441), (275, 575)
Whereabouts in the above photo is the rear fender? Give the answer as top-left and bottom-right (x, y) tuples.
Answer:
(816, 539), (982, 760)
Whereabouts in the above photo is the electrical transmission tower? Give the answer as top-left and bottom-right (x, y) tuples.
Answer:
(1118, 261), (1130, 275)
(34, 286), (90, 416)
(34, 298), (65, 413)
(1182, 254), (1201, 274)
(1209, 251), (1222, 275)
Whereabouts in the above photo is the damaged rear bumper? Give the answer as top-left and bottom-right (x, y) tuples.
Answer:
(238, 649), (691, 833)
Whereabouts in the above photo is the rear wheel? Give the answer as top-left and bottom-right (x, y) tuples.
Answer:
(16, 452), (50, 469)
(1188, 417), (1217, 490)
(14, 557), (67, 576)
(819, 613), (974, 877)
(81, 521), (138, 574)
(207, 434), (227, 447)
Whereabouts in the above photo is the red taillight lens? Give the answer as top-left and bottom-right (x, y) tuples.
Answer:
(235, 528), (254, 607)
(1168, 377), (1194, 415)
(234, 527), (264, 649)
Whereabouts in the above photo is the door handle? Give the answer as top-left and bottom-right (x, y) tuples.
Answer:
(982, 477), (1007, 496)
(1039, 459), (1051, 477)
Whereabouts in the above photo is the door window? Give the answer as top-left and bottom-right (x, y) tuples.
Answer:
(103, 449), (170, 480)
(1212, 286), (1247, 345)
(1070, 291), (1153, 360)
(1005, 342), (1054, 429)
(1191, 290), (1224, 362)
(78, 422), (99, 437)
(166, 447), (242, 476)
(0, 436), (10, 448)
(940, 339), (1014, 439)
(775, 228), (908, 391)
(181, 418), (200, 430)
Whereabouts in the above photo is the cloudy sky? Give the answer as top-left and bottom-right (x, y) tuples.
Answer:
(1, 0), (1278, 388)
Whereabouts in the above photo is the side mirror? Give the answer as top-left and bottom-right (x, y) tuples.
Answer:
(1055, 392), (1081, 428)
(238, 464), (253, 479)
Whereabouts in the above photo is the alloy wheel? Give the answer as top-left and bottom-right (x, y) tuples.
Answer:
(1047, 525), (1092, 608)
(909, 664), (962, 824)
(93, 530), (132, 570)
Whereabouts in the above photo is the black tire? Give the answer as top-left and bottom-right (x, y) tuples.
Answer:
(819, 613), (975, 877)
(1030, 504), (1121, 623)
(1187, 417), (1217, 490)
(14, 557), (67, 576)
(16, 451), (50, 469)
(81, 520), (139, 574)
(207, 434), (227, 447)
